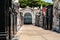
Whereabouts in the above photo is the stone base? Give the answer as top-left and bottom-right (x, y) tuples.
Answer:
(52, 26), (60, 33)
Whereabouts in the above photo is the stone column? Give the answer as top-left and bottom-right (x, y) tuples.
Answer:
(17, 13), (21, 31)
(52, 0), (60, 31)
(32, 11), (35, 25)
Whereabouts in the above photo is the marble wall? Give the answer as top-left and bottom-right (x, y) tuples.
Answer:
(53, 0), (60, 32)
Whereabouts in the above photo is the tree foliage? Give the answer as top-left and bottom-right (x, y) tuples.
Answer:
(19, 0), (52, 8)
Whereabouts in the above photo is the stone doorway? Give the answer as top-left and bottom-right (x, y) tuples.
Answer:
(24, 13), (32, 24)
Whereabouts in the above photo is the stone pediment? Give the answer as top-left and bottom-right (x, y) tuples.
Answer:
(24, 6), (31, 11)
(26, 6), (31, 9)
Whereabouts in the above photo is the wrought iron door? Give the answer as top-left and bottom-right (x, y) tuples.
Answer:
(24, 13), (32, 24)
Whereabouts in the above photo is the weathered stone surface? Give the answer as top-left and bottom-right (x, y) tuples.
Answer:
(19, 7), (40, 25)
(53, 0), (60, 32)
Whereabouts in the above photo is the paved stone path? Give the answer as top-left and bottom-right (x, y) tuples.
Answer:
(12, 25), (60, 40)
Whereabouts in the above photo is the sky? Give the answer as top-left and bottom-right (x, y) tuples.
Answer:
(45, 0), (53, 3)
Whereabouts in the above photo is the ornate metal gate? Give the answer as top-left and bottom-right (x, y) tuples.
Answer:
(24, 13), (32, 24)
(46, 5), (53, 30)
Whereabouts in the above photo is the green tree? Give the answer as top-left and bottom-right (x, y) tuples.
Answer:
(19, 0), (52, 8)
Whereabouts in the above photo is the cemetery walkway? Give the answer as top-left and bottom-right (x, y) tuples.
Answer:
(12, 25), (60, 40)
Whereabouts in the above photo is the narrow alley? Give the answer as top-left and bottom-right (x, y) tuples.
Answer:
(0, 0), (60, 40)
(12, 25), (60, 40)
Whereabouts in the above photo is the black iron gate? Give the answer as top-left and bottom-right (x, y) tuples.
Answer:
(24, 13), (32, 24)
(45, 5), (53, 30)
(0, 0), (9, 40)
(0, 0), (17, 40)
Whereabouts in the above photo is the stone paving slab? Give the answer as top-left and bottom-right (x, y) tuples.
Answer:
(12, 25), (60, 40)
